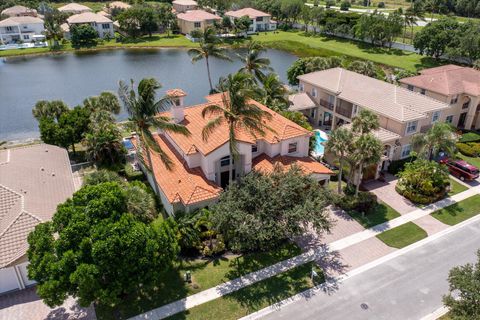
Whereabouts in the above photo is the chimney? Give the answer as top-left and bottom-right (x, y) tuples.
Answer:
(166, 89), (187, 123)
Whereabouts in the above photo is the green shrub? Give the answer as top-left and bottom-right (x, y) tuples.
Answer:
(459, 132), (480, 143)
(468, 142), (480, 155)
(387, 156), (416, 175)
(340, 1), (351, 10)
(377, 2), (385, 8)
(124, 162), (144, 181)
(326, 0), (335, 8)
(334, 190), (378, 213)
(457, 142), (476, 157)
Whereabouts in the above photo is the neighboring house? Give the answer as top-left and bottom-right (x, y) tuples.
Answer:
(0, 144), (76, 295)
(58, 3), (92, 14)
(172, 0), (198, 13)
(400, 65), (480, 131)
(134, 90), (333, 215)
(225, 7), (276, 33)
(1, 5), (37, 17)
(104, 1), (131, 14)
(0, 16), (44, 44)
(64, 12), (114, 39)
(177, 9), (220, 35)
(291, 68), (450, 173)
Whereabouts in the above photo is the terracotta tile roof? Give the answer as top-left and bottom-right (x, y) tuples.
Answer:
(67, 12), (112, 24)
(0, 144), (75, 268)
(162, 93), (311, 156)
(252, 154), (333, 175)
(400, 64), (480, 96)
(298, 68), (450, 122)
(177, 10), (220, 22)
(58, 3), (92, 12)
(225, 7), (271, 19)
(132, 135), (222, 206)
(166, 89), (187, 97)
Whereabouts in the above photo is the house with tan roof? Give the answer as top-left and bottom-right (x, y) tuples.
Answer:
(134, 90), (333, 215)
(104, 1), (131, 15)
(64, 12), (114, 39)
(291, 68), (450, 172)
(1, 5), (37, 17)
(0, 16), (44, 45)
(225, 7), (276, 33)
(172, 0), (198, 13)
(58, 3), (92, 14)
(0, 144), (75, 294)
(399, 65), (480, 131)
(176, 9), (220, 35)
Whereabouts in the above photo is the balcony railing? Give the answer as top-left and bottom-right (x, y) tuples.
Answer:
(336, 106), (352, 118)
(319, 99), (334, 110)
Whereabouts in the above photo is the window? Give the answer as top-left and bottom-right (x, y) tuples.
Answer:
(446, 115), (454, 123)
(299, 83), (304, 92)
(432, 111), (441, 123)
(6, 26), (13, 31)
(23, 35), (29, 40)
(407, 85), (414, 91)
(311, 88), (317, 97)
(401, 144), (411, 159)
(450, 95), (459, 104)
(288, 142), (297, 154)
(462, 101), (470, 109)
(220, 156), (232, 167)
(420, 89), (426, 95)
(194, 22), (201, 28)
(252, 144), (258, 153)
(102, 23), (110, 29)
(256, 17), (263, 22)
(405, 121), (418, 134)
(352, 104), (358, 116)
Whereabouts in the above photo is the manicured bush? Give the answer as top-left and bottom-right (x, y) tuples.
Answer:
(470, 143), (480, 156)
(387, 156), (416, 175)
(377, 2), (385, 8)
(334, 190), (378, 213)
(457, 142), (476, 157)
(340, 1), (351, 11)
(124, 162), (144, 181)
(459, 132), (480, 143)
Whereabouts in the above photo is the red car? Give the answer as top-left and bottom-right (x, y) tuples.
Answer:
(440, 159), (480, 181)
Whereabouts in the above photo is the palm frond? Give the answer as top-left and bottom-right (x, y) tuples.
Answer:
(202, 116), (224, 141)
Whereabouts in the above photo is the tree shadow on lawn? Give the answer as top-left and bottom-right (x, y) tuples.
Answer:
(438, 203), (465, 218)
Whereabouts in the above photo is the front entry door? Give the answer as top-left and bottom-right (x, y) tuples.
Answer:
(458, 112), (467, 128)
(220, 170), (235, 189)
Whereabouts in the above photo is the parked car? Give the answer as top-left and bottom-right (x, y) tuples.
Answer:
(440, 159), (479, 181)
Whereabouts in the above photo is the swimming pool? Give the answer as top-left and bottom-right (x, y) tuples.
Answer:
(313, 130), (328, 157)
(122, 139), (134, 150)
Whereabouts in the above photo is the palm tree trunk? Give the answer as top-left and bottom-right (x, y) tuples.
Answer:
(206, 57), (214, 93)
(228, 151), (233, 186)
(338, 158), (343, 194)
(355, 163), (363, 197)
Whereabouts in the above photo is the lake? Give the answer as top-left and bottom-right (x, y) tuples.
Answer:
(0, 48), (297, 141)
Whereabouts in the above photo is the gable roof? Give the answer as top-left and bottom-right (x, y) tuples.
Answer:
(298, 68), (450, 123)
(67, 12), (113, 24)
(0, 144), (75, 268)
(225, 7), (271, 19)
(58, 3), (92, 12)
(177, 9), (220, 22)
(0, 16), (43, 27)
(163, 93), (311, 156)
(400, 64), (480, 97)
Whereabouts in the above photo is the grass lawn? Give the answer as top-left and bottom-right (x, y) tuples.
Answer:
(167, 262), (323, 320)
(457, 153), (480, 168)
(448, 177), (469, 196)
(251, 31), (439, 71)
(431, 195), (480, 226)
(376, 222), (428, 249)
(349, 202), (401, 228)
(95, 242), (301, 320)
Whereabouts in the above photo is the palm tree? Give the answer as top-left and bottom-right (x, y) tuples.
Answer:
(237, 41), (273, 83)
(32, 100), (68, 121)
(260, 73), (289, 110)
(201, 72), (274, 185)
(325, 127), (354, 194)
(83, 91), (121, 114)
(473, 59), (480, 70)
(402, 8), (418, 44)
(350, 134), (383, 196)
(352, 109), (380, 135)
(44, 12), (63, 48)
(347, 60), (377, 77)
(412, 122), (457, 160)
(118, 78), (191, 194)
(188, 27), (231, 93)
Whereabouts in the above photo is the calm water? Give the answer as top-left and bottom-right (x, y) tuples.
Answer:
(0, 48), (297, 141)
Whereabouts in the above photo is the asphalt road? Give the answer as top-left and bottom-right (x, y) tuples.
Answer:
(262, 218), (480, 320)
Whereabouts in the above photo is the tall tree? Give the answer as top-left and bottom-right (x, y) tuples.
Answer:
(70, 24), (98, 49)
(413, 18), (459, 59)
(32, 100), (68, 121)
(237, 41), (273, 83)
(188, 27), (231, 93)
(83, 91), (121, 114)
(325, 127), (354, 194)
(118, 78), (191, 194)
(260, 73), (289, 110)
(201, 72), (274, 185)
(411, 122), (457, 160)
(43, 11), (64, 48)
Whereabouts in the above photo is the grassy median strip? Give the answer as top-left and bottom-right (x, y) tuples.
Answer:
(349, 202), (401, 229)
(376, 222), (428, 249)
(95, 242), (301, 320)
(431, 195), (480, 226)
(448, 178), (469, 196)
(167, 262), (323, 320)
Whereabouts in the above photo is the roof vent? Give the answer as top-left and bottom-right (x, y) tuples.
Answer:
(40, 167), (44, 171)
(52, 172), (55, 176)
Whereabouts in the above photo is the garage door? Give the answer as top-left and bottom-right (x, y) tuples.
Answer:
(17, 263), (36, 287)
(0, 267), (20, 294)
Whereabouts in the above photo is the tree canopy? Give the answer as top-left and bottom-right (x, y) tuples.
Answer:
(71, 24), (98, 49)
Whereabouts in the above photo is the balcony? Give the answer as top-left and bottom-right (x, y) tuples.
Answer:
(336, 106), (352, 118)
(319, 99), (334, 110)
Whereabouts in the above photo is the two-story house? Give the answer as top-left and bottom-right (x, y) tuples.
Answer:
(290, 68), (450, 173)
(134, 90), (333, 215)
(399, 65), (480, 131)
(225, 8), (277, 33)
(63, 12), (114, 39)
(0, 16), (44, 44)
(172, 0), (198, 13)
(176, 10), (221, 35)
(58, 3), (92, 14)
